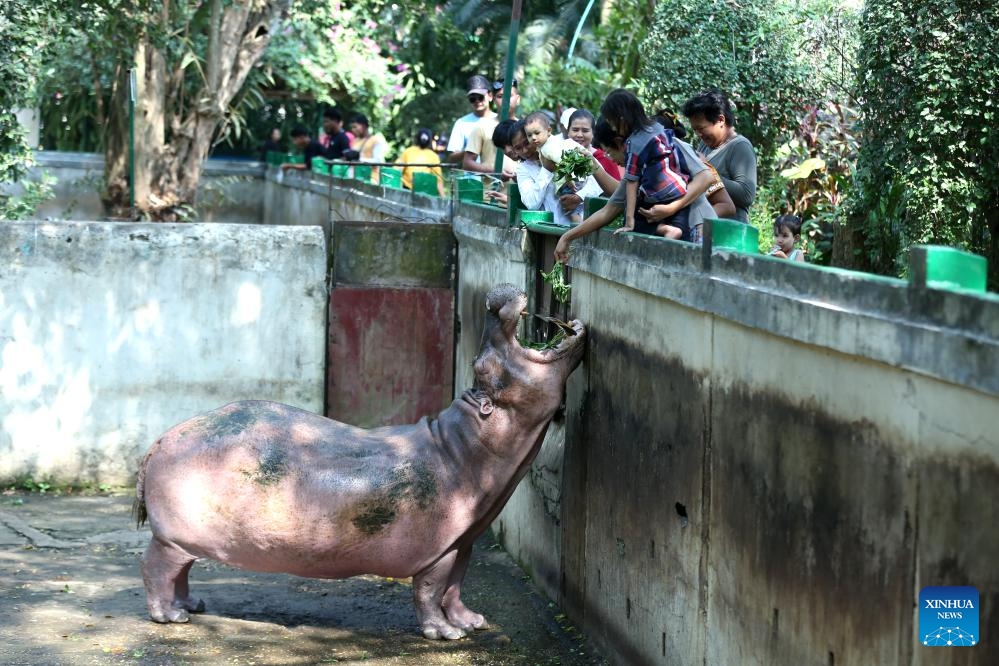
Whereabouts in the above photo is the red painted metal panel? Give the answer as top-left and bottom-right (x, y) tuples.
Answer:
(327, 287), (454, 427)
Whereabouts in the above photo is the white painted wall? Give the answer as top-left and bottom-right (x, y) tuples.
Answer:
(0, 221), (327, 484)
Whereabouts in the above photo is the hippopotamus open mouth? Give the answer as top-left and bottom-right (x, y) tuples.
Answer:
(519, 311), (585, 363)
(482, 283), (586, 366)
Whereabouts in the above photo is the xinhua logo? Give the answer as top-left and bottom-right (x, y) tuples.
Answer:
(920, 586), (979, 647)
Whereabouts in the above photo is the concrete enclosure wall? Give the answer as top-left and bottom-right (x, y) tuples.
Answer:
(0, 221), (327, 484)
(2, 152), (266, 224)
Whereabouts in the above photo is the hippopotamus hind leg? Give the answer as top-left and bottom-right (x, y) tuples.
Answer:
(172, 560), (206, 613)
(413, 550), (468, 640)
(441, 544), (487, 631)
(141, 538), (204, 623)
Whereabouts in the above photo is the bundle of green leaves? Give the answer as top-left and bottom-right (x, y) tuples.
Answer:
(541, 262), (571, 303)
(552, 148), (595, 189)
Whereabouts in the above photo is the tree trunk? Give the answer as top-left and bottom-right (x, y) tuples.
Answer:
(101, 64), (131, 218)
(135, 31), (169, 216)
(103, 0), (290, 220)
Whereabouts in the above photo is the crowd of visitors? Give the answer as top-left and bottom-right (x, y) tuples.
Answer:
(266, 74), (810, 261)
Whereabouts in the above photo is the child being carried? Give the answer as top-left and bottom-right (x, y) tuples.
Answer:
(601, 89), (692, 240)
(521, 115), (595, 225)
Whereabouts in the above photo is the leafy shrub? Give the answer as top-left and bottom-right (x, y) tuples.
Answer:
(770, 101), (860, 263)
(0, 173), (55, 221)
(0, 0), (52, 184)
(521, 58), (620, 117)
(749, 182), (782, 254)
(637, 0), (816, 169)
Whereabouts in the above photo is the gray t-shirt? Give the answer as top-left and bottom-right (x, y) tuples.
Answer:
(697, 134), (757, 223)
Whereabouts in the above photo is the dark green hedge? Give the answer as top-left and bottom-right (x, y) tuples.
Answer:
(849, 0), (999, 286)
(637, 0), (814, 170)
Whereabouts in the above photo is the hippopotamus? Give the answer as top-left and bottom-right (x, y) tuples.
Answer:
(134, 283), (585, 640)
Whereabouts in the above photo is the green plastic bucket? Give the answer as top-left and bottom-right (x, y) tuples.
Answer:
(916, 245), (987, 292)
(380, 167), (403, 188)
(709, 218), (759, 254)
(520, 210), (568, 236)
(457, 177), (484, 203)
(585, 196), (608, 218)
(413, 171), (440, 197)
(520, 210), (554, 224)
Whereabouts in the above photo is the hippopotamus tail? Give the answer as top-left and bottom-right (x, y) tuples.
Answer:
(132, 492), (147, 529)
(132, 443), (156, 529)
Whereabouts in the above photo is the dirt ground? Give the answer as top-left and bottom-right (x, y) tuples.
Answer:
(0, 490), (608, 666)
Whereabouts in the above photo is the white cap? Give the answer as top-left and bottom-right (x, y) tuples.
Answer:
(559, 107), (577, 131)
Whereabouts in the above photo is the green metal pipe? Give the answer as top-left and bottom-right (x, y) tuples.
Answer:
(494, 0), (523, 174)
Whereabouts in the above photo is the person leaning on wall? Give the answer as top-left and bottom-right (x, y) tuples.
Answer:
(280, 125), (324, 171)
(654, 109), (736, 220)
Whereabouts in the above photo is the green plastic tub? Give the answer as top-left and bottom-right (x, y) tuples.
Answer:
(353, 165), (373, 183)
(507, 183), (524, 227)
(457, 177), (484, 203)
(380, 167), (403, 188)
(915, 245), (987, 293)
(520, 210), (568, 236)
(708, 218), (759, 254)
(413, 171), (440, 197)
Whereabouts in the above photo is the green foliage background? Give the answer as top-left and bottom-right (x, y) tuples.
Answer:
(4, 0), (996, 287)
(0, 1), (50, 184)
(636, 0), (816, 170)
(849, 0), (999, 286)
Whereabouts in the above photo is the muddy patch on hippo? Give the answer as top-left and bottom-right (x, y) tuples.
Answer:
(134, 283), (585, 640)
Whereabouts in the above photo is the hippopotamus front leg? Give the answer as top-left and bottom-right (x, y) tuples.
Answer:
(441, 544), (487, 632)
(413, 546), (485, 640)
(141, 538), (205, 623)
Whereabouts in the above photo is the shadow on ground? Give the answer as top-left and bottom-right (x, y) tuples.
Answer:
(0, 491), (606, 665)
